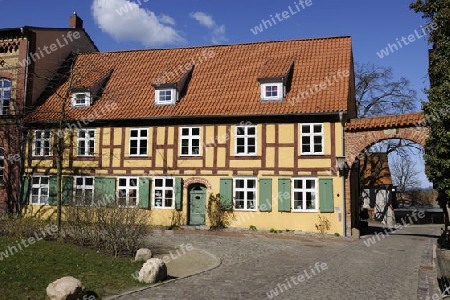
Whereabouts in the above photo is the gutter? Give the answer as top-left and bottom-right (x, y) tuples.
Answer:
(339, 111), (347, 237)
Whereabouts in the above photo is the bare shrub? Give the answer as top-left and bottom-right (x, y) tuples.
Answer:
(62, 194), (150, 257)
(0, 216), (55, 239)
(315, 215), (331, 234)
(207, 193), (234, 229)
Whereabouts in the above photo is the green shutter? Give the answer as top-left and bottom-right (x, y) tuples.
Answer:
(48, 176), (57, 205)
(62, 176), (73, 205)
(138, 177), (151, 209)
(259, 178), (272, 212)
(278, 178), (291, 212)
(319, 178), (334, 213)
(175, 177), (183, 210)
(94, 177), (116, 207)
(19, 176), (30, 205)
(219, 178), (233, 210)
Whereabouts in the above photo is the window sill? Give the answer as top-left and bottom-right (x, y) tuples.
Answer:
(292, 209), (319, 213)
(234, 208), (258, 212)
(152, 206), (175, 210)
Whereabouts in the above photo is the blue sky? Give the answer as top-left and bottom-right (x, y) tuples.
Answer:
(0, 0), (432, 188)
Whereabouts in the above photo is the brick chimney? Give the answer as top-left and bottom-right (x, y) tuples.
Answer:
(69, 12), (83, 29)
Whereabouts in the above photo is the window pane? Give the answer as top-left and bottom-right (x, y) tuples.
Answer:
(85, 177), (93, 186)
(247, 179), (256, 189)
(140, 130), (147, 137)
(248, 127), (255, 135)
(119, 178), (126, 186)
(41, 177), (49, 185)
(166, 178), (173, 187)
(192, 128), (200, 135)
(130, 130), (138, 137)
(235, 179), (244, 188)
(313, 125), (322, 133)
(182, 128), (189, 135)
(155, 179), (163, 187)
(130, 178), (137, 186)
(236, 127), (244, 135)
(294, 180), (302, 189)
(302, 125), (310, 133)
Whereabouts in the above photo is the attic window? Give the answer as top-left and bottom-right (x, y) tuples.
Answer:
(71, 92), (91, 107)
(261, 83), (283, 101)
(155, 88), (177, 105)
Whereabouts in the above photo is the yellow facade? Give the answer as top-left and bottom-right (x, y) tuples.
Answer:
(24, 121), (346, 236)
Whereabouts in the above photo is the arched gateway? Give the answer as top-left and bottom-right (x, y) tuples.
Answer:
(344, 112), (429, 237)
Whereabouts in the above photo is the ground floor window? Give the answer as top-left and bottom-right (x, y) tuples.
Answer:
(234, 177), (257, 211)
(31, 176), (49, 205)
(118, 177), (138, 207)
(292, 178), (318, 211)
(153, 177), (174, 208)
(74, 176), (94, 205)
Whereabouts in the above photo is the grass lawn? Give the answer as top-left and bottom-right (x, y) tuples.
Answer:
(0, 235), (147, 300)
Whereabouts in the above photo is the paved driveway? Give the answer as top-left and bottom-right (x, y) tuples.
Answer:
(116, 225), (441, 300)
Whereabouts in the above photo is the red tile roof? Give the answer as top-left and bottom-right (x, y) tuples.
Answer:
(27, 36), (353, 122)
(345, 112), (425, 131)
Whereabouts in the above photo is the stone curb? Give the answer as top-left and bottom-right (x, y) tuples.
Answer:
(103, 248), (221, 300)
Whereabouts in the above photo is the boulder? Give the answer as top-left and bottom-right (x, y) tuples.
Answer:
(135, 248), (152, 262)
(46, 276), (85, 300)
(138, 258), (167, 284)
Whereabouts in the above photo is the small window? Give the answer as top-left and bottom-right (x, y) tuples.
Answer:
(118, 177), (138, 207)
(180, 127), (200, 156)
(31, 176), (49, 205)
(260, 83), (283, 101)
(129, 128), (148, 156)
(234, 177), (257, 211)
(153, 177), (174, 209)
(155, 89), (176, 105)
(235, 125), (256, 155)
(34, 130), (51, 157)
(301, 123), (324, 155)
(71, 92), (91, 107)
(74, 176), (94, 206)
(0, 79), (11, 115)
(77, 129), (95, 156)
(292, 178), (318, 211)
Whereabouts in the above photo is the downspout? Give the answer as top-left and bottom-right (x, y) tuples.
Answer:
(339, 111), (346, 236)
(17, 27), (30, 214)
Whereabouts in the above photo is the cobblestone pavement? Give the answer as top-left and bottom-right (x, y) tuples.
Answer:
(116, 225), (441, 300)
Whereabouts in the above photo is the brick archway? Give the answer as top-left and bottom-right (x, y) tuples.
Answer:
(183, 177), (212, 190)
(343, 112), (429, 237)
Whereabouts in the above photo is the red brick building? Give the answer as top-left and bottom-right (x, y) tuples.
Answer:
(0, 13), (97, 214)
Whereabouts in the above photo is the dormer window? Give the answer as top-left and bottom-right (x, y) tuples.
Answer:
(72, 92), (91, 107)
(261, 83), (283, 101)
(258, 58), (294, 102)
(155, 89), (177, 105)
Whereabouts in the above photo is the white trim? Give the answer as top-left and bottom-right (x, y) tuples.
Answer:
(300, 123), (324, 155)
(0, 78), (11, 115)
(30, 175), (49, 205)
(33, 130), (52, 157)
(233, 177), (258, 211)
(77, 129), (96, 156)
(155, 88), (177, 105)
(129, 128), (148, 156)
(180, 127), (201, 156)
(260, 82), (283, 101)
(71, 92), (91, 107)
(73, 176), (95, 205)
(235, 125), (257, 156)
(292, 177), (318, 212)
(117, 176), (139, 207)
(153, 176), (175, 209)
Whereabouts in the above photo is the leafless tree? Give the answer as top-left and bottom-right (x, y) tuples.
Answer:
(390, 155), (421, 193)
(355, 62), (419, 118)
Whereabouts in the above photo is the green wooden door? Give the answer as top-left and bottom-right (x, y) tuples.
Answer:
(189, 185), (206, 225)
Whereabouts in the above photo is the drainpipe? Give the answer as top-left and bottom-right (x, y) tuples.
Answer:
(17, 27), (30, 214)
(339, 111), (346, 236)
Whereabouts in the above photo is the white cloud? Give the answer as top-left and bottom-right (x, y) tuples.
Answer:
(189, 12), (227, 44)
(91, 0), (184, 47)
(158, 13), (176, 25)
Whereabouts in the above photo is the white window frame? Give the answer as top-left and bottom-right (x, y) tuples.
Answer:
(155, 89), (177, 105)
(71, 92), (91, 107)
(129, 128), (148, 156)
(153, 176), (175, 209)
(118, 177), (139, 207)
(33, 130), (52, 157)
(73, 176), (95, 206)
(180, 127), (201, 156)
(0, 78), (11, 115)
(300, 123), (324, 155)
(30, 175), (49, 205)
(77, 129), (96, 156)
(292, 177), (318, 212)
(260, 82), (283, 101)
(233, 177), (257, 211)
(235, 125), (257, 156)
